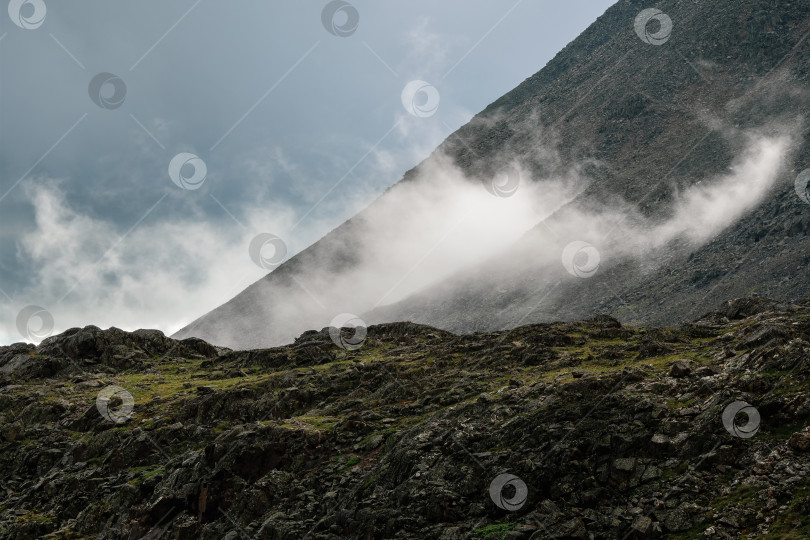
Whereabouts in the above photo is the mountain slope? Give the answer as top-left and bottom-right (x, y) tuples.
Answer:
(176, 0), (810, 349)
(365, 0), (810, 334)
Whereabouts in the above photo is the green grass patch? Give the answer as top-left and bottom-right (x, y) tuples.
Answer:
(340, 455), (360, 472)
(475, 522), (516, 539)
(143, 466), (165, 479)
(15, 510), (56, 525)
(767, 482), (810, 537)
(667, 397), (696, 410)
(660, 460), (690, 482)
(708, 484), (758, 510)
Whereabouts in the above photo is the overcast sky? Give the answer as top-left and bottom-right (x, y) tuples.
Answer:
(0, 0), (614, 345)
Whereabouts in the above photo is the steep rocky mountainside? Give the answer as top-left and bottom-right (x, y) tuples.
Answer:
(175, 0), (810, 350)
(3, 296), (810, 538)
(364, 0), (810, 335)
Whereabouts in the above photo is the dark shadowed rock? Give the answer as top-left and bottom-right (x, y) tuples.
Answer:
(789, 429), (810, 452)
(669, 359), (692, 378)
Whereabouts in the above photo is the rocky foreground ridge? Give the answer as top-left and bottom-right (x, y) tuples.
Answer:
(2, 297), (810, 539)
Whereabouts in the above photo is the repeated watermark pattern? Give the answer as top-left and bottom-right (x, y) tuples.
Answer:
(95, 385), (135, 424)
(488, 473), (528, 511)
(722, 400), (761, 439)
(8, 0), (46, 30)
(3, 3), (809, 537)
(485, 166), (520, 198)
(561, 240), (600, 278)
(88, 72), (127, 110)
(634, 8), (673, 46)
(248, 233), (288, 270)
(401, 80), (440, 118)
(321, 0), (359, 37)
(328, 312), (367, 350)
(168, 152), (207, 190)
(15, 305), (54, 342)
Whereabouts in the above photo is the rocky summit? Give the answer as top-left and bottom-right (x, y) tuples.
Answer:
(2, 296), (810, 538)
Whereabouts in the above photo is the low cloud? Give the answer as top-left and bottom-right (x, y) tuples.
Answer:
(0, 179), (297, 344)
(3, 120), (798, 349)
(192, 121), (798, 349)
(651, 131), (792, 245)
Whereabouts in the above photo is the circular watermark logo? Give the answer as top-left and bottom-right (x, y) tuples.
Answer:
(249, 233), (287, 270)
(485, 166), (520, 198)
(168, 152), (207, 190)
(561, 241), (600, 278)
(722, 400), (760, 439)
(401, 80), (440, 118)
(88, 72), (127, 110)
(489, 473), (528, 511)
(8, 0), (46, 30)
(634, 8), (673, 45)
(321, 0), (359, 37)
(795, 169), (810, 205)
(329, 313), (367, 350)
(96, 385), (135, 424)
(16, 305), (54, 342)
